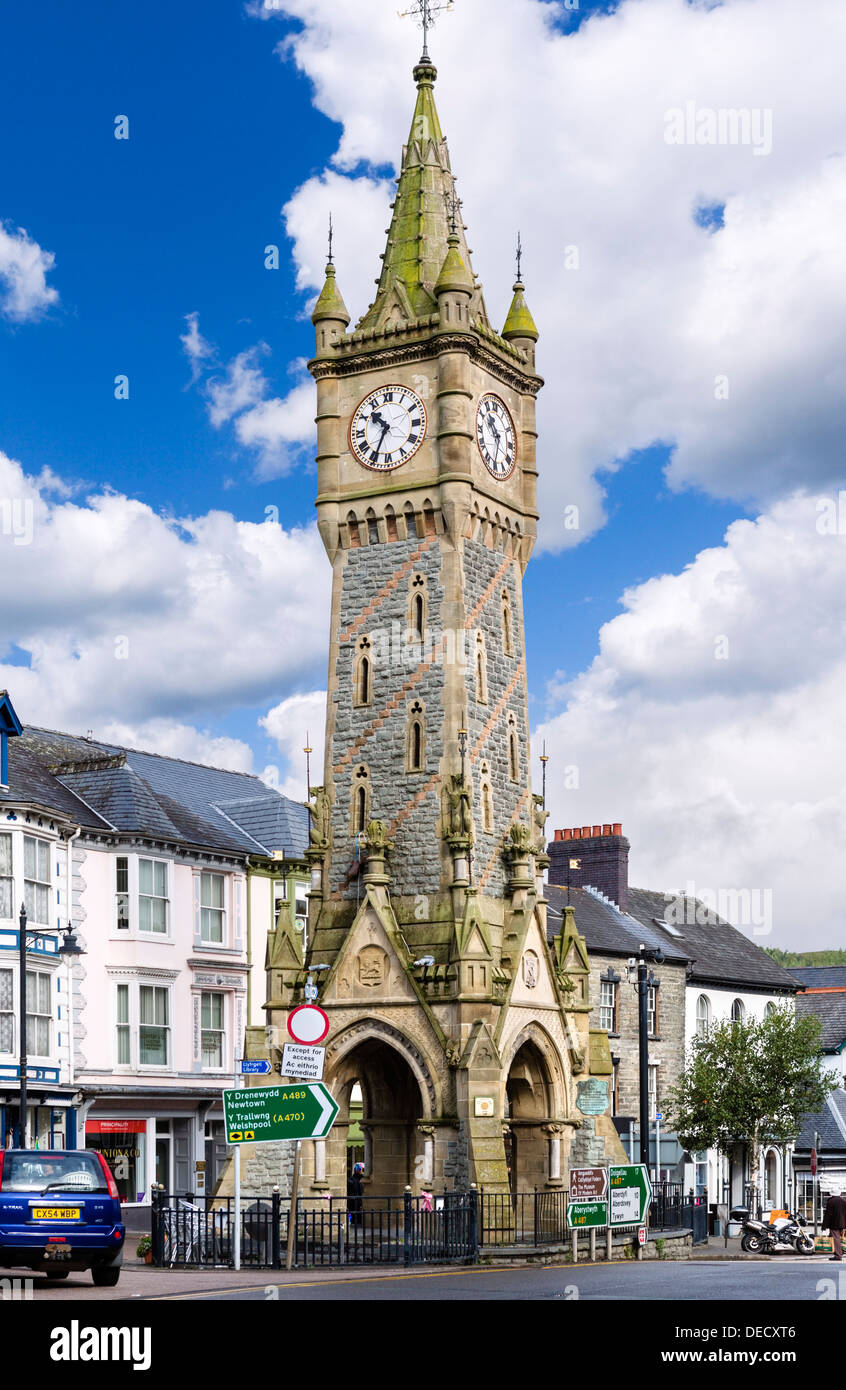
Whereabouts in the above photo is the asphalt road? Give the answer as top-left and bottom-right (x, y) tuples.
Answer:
(9, 1255), (843, 1301)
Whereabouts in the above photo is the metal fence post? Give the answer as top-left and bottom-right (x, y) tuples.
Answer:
(404, 1186), (413, 1267)
(469, 1184), (479, 1263)
(271, 1186), (281, 1269)
(151, 1185), (163, 1267)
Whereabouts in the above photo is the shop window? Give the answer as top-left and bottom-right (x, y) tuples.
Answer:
(86, 1120), (147, 1205)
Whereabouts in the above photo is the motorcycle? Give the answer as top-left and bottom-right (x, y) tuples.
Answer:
(730, 1206), (816, 1255)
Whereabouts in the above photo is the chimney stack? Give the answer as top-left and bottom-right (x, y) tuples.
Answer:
(547, 823), (630, 911)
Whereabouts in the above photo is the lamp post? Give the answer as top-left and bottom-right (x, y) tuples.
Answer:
(628, 943), (664, 1169)
(18, 903), (85, 1150)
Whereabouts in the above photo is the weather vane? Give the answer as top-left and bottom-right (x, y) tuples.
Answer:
(327, 213), (334, 267)
(444, 186), (460, 236)
(516, 231), (523, 284)
(399, 0), (454, 62)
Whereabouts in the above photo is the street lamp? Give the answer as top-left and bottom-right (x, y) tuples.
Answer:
(18, 903), (86, 1151)
(628, 943), (664, 1169)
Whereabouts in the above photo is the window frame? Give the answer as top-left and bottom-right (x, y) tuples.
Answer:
(138, 856), (169, 936)
(695, 993), (711, 1038)
(115, 979), (173, 1071)
(0, 965), (14, 1055)
(138, 983), (171, 1069)
(0, 831), (13, 922)
(647, 983), (659, 1037)
(599, 978), (618, 1034)
(200, 990), (227, 1071)
(200, 871), (226, 945)
(23, 834), (51, 927)
(25, 968), (52, 1058)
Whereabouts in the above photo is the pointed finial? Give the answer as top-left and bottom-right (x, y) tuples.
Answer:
(516, 231), (523, 286)
(327, 213), (334, 267)
(400, 0), (454, 64)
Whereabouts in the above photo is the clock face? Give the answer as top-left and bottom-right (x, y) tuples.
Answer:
(350, 386), (427, 471)
(476, 394), (517, 479)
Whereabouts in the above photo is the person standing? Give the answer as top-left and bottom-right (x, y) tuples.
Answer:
(347, 1162), (364, 1228)
(821, 1190), (846, 1261)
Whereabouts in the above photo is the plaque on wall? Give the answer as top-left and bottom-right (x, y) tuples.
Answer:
(576, 1079), (609, 1116)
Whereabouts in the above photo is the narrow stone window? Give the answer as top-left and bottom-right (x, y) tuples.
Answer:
(502, 590), (514, 657)
(366, 508), (379, 545)
(423, 502), (437, 537)
(475, 632), (488, 704)
(354, 637), (373, 707)
(385, 506), (398, 542)
(408, 574), (427, 644)
(347, 511), (361, 549)
(480, 765), (494, 834)
(406, 701), (425, 773)
(508, 714), (519, 782)
(351, 765), (370, 836)
(404, 503), (418, 541)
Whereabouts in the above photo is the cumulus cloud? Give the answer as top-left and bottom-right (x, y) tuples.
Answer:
(534, 493), (846, 948)
(0, 450), (332, 748)
(0, 220), (59, 322)
(251, 0), (846, 548)
(260, 689), (328, 800)
(180, 311), (216, 385)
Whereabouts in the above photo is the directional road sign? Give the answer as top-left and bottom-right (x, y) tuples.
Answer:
(567, 1200), (608, 1229)
(568, 1166), (608, 1202)
(281, 1042), (325, 1081)
(238, 1059), (272, 1075)
(223, 1082), (339, 1145)
(609, 1164), (653, 1227)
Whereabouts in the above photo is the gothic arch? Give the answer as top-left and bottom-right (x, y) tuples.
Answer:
(501, 1019), (570, 1119)
(403, 502), (418, 541)
(365, 507), (379, 545)
(347, 510), (362, 549)
(324, 1017), (441, 1118)
(406, 699), (426, 773)
(385, 504), (398, 542)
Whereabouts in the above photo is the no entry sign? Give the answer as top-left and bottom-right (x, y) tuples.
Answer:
(287, 1004), (330, 1045)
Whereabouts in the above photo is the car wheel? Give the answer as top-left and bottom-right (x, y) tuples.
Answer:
(92, 1266), (120, 1287)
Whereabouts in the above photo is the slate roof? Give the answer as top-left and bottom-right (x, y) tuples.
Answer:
(796, 1090), (846, 1155)
(788, 967), (846, 990)
(545, 884), (690, 965)
(7, 726), (308, 858)
(796, 992), (846, 1051)
(545, 883), (797, 994)
(625, 887), (798, 994)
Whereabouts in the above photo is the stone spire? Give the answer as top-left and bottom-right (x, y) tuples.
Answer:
(357, 60), (487, 332)
(311, 261), (350, 329)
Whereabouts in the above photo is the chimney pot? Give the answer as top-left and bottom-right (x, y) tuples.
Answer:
(582, 826), (591, 837)
(612, 822), (622, 835)
(554, 829), (564, 841)
(602, 823), (612, 836)
(592, 825), (601, 836)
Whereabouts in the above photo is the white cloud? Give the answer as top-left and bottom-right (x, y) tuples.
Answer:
(96, 719), (255, 774)
(0, 450), (332, 747)
(251, 0), (846, 547)
(206, 345), (269, 427)
(180, 311), (216, 385)
(0, 220), (59, 322)
(534, 493), (846, 949)
(260, 689), (327, 800)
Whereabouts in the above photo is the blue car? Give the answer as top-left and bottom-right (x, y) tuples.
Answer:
(0, 1149), (125, 1286)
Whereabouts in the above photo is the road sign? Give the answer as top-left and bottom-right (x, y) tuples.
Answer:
(287, 1004), (330, 1044)
(238, 1059), (271, 1075)
(567, 1201), (607, 1229)
(568, 1166), (608, 1202)
(637, 1226), (647, 1247)
(609, 1164), (653, 1227)
(811, 1148), (818, 1176)
(223, 1082), (339, 1145)
(281, 1042), (325, 1081)
(304, 983), (319, 1002)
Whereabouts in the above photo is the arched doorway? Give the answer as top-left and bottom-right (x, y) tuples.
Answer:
(324, 1036), (426, 1196)
(765, 1150), (779, 1210)
(505, 1039), (554, 1191)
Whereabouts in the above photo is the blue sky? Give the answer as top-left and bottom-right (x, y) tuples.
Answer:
(1, 0), (844, 944)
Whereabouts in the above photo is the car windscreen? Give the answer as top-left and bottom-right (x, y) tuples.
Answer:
(1, 1152), (109, 1194)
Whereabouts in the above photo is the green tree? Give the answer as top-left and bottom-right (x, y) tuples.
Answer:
(665, 1007), (837, 1213)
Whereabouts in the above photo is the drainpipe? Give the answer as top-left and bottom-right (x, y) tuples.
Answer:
(64, 828), (81, 1091)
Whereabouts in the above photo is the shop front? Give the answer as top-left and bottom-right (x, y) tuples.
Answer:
(83, 1094), (227, 1209)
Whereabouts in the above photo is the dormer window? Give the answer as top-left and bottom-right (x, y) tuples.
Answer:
(0, 692), (23, 789)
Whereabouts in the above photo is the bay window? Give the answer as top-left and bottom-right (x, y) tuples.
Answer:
(0, 833), (12, 920)
(0, 967), (13, 1053)
(23, 836), (51, 925)
(26, 970), (51, 1055)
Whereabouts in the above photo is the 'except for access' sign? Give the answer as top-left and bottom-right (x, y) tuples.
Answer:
(281, 1042), (325, 1081)
(568, 1166), (608, 1202)
(567, 1201), (608, 1229)
(223, 1082), (339, 1145)
(609, 1164), (653, 1227)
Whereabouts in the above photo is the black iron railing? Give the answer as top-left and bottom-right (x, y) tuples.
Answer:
(151, 1188), (478, 1269)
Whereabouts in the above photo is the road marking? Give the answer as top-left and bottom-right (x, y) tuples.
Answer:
(147, 1263), (591, 1300)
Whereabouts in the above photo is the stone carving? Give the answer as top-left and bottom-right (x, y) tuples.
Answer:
(308, 786), (331, 853)
(531, 793), (549, 851)
(357, 946), (387, 988)
(445, 773), (473, 845)
(364, 819), (393, 853)
(444, 1039), (461, 1067)
(508, 821), (533, 853)
(522, 950), (539, 989)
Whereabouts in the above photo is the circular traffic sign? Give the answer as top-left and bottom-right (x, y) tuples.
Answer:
(287, 1004), (330, 1044)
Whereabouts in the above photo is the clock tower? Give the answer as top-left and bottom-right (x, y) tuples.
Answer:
(260, 25), (625, 1198)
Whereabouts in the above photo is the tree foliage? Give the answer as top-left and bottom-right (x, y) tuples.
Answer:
(764, 947), (846, 967)
(665, 1007), (838, 1156)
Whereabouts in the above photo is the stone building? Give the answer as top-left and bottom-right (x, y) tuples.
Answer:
(244, 37), (625, 1198)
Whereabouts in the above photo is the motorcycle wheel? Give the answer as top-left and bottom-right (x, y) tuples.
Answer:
(796, 1237), (816, 1255)
(742, 1234), (764, 1253)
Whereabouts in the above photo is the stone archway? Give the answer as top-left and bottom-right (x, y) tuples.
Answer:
(311, 1023), (439, 1198)
(504, 1038), (556, 1191)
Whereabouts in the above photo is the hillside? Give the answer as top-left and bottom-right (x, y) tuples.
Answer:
(765, 947), (846, 968)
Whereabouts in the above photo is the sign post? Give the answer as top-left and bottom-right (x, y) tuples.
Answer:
(609, 1164), (653, 1228)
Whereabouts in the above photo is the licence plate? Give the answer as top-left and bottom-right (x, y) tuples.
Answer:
(31, 1207), (81, 1220)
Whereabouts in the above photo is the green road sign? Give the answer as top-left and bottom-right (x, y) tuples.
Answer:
(223, 1083), (339, 1145)
(567, 1201), (608, 1229)
(609, 1164), (653, 1226)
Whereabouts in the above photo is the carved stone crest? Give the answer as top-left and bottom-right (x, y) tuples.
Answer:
(357, 945), (387, 989)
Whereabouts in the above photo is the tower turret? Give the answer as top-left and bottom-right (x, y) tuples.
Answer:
(311, 257), (350, 360)
(502, 238), (539, 370)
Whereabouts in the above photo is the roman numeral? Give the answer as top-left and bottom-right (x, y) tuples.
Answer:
(408, 434), (419, 447)
(410, 418), (421, 429)
(384, 391), (396, 403)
